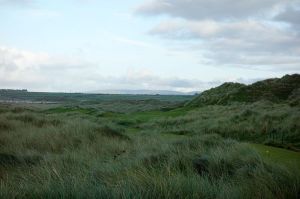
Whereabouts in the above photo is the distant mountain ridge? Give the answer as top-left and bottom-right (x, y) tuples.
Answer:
(187, 74), (300, 106)
(88, 89), (198, 95)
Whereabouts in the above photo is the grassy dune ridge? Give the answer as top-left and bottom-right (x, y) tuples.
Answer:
(187, 74), (300, 106)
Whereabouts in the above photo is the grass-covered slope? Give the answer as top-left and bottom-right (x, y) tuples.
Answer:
(187, 82), (246, 106)
(187, 74), (300, 106)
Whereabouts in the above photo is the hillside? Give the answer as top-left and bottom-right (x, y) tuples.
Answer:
(187, 74), (300, 106)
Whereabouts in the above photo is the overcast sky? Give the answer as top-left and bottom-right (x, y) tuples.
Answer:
(0, 0), (299, 92)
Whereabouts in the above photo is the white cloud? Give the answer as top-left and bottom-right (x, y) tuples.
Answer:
(0, 46), (49, 71)
(136, 0), (300, 71)
(0, 46), (228, 92)
(0, 46), (98, 91)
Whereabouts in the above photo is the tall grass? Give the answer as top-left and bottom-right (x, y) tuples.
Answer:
(142, 101), (300, 149)
(0, 104), (299, 198)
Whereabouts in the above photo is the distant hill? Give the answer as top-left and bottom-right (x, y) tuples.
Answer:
(88, 89), (197, 95)
(187, 74), (300, 106)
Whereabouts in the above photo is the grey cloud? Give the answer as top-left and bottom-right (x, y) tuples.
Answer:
(275, 7), (300, 30)
(205, 50), (300, 70)
(149, 20), (294, 41)
(202, 42), (300, 70)
(136, 0), (286, 20)
(137, 0), (300, 71)
(149, 20), (300, 68)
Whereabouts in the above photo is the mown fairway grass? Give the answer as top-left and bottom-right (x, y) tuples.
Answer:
(251, 143), (300, 170)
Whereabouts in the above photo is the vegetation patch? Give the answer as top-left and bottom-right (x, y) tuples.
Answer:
(187, 74), (300, 106)
(0, 153), (41, 167)
(0, 75), (299, 198)
(97, 125), (130, 140)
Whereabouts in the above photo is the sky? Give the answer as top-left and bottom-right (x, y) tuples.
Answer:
(0, 0), (299, 92)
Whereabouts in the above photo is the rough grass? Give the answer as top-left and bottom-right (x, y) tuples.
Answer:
(0, 103), (299, 198)
(142, 101), (300, 149)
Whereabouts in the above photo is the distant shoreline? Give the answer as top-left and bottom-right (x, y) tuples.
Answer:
(0, 100), (58, 104)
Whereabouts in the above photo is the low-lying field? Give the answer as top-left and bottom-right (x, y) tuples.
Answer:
(0, 99), (299, 198)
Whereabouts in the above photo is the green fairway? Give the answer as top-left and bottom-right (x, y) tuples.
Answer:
(118, 107), (192, 121)
(102, 107), (193, 128)
(251, 143), (300, 169)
